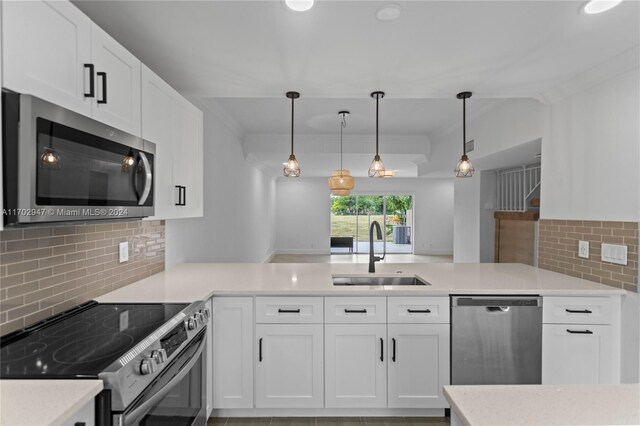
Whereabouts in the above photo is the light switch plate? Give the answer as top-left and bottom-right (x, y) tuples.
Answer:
(578, 240), (589, 259)
(601, 243), (627, 265)
(119, 242), (129, 263)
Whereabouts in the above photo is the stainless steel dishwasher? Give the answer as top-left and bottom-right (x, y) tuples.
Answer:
(451, 295), (542, 385)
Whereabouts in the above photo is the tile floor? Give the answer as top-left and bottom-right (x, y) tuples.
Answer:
(208, 418), (450, 426)
(269, 254), (453, 264)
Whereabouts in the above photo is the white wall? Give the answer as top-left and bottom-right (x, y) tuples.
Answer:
(541, 68), (640, 221)
(275, 177), (454, 255)
(479, 170), (497, 263)
(166, 101), (276, 267)
(453, 175), (481, 262)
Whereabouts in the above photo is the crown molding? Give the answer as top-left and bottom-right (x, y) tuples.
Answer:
(191, 97), (246, 142)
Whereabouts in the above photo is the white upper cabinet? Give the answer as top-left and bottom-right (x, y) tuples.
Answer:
(2, 0), (93, 116)
(141, 65), (203, 220)
(90, 23), (141, 136)
(2, 0), (142, 136)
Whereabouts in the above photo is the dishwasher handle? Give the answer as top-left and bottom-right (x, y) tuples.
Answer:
(486, 306), (510, 313)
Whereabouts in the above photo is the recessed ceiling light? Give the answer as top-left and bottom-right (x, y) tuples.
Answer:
(285, 0), (314, 12)
(581, 0), (623, 14)
(376, 4), (402, 21)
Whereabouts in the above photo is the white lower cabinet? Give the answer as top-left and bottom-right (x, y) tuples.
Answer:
(255, 324), (324, 408)
(542, 324), (614, 384)
(387, 324), (450, 408)
(205, 298), (214, 416)
(67, 397), (95, 426)
(325, 324), (387, 408)
(212, 297), (254, 409)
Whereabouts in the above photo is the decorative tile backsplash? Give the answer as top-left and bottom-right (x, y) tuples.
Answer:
(0, 220), (165, 335)
(538, 220), (638, 292)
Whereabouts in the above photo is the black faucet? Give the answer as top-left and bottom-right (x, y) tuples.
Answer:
(368, 220), (386, 273)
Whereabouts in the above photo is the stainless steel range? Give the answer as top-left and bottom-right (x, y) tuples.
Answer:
(0, 300), (209, 426)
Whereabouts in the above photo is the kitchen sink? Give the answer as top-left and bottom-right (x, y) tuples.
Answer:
(332, 276), (431, 286)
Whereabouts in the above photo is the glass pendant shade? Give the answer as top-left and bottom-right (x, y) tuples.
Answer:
(284, 154), (300, 177)
(39, 148), (61, 169)
(455, 91), (474, 178)
(454, 154), (474, 178)
(368, 154), (385, 177)
(283, 91), (301, 178)
(122, 149), (136, 172)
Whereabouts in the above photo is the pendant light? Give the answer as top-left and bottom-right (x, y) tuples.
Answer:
(328, 111), (355, 196)
(454, 91), (474, 178)
(368, 91), (385, 177)
(39, 121), (61, 169)
(122, 149), (136, 172)
(283, 91), (301, 177)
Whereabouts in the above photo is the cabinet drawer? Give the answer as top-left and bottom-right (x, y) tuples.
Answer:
(388, 297), (449, 324)
(543, 297), (613, 325)
(255, 297), (323, 323)
(325, 297), (386, 323)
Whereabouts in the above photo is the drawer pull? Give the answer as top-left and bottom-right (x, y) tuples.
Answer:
(565, 309), (592, 314)
(345, 309), (367, 314)
(278, 308), (301, 314)
(407, 309), (431, 313)
(380, 337), (384, 362)
(566, 329), (593, 334)
(392, 338), (396, 362)
(259, 338), (263, 362)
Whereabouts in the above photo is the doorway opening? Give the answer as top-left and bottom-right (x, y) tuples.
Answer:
(330, 194), (414, 254)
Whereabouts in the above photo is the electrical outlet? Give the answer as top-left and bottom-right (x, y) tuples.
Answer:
(578, 240), (589, 259)
(119, 242), (129, 263)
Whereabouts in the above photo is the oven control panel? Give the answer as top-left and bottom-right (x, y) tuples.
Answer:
(161, 322), (188, 358)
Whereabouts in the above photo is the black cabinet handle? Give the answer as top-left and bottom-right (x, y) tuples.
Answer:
(97, 71), (107, 104)
(278, 308), (301, 313)
(83, 64), (95, 98)
(259, 338), (263, 362)
(345, 309), (367, 313)
(175, 185), (186, 206)
(566, 309), (592, 314)
(380, 338), (384, 362)
(566, 329), (593, 334)
(75, 423), (86, 426)
(407, 309), (431, 313)
(392, 338), (396, 362)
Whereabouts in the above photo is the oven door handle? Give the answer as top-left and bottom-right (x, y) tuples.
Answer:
(124, 335), (205, 426)
(137, 152), (152, 206)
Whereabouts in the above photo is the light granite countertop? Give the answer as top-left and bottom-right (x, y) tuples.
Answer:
(444, 384), (640, 425)
(0, 380), (103, 426)
(96, 262), (625, 303)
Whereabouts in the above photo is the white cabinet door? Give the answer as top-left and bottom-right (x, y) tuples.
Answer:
(171, 97), (203, 218)
(325, 324), (387, 408)
(141, 65), (176, 220)
(387, 324), (450, 408)
(212, 297), (254, 409)
(255, 324), (324, 408)
(542, 324), (614, 384)
(2, 0), (92, 116)
(90, 23), (141, 136)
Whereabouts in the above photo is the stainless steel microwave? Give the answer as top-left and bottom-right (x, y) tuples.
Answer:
(2, 91), (155, 226)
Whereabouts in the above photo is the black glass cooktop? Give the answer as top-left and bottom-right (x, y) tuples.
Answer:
(0, 302), (187, 379)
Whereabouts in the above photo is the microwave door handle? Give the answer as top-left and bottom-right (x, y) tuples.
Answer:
(137, 152), (153, 206)
(124, 336), (206, 425)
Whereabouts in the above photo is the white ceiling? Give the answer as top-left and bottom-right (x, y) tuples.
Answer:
(74, 0), (640, 177)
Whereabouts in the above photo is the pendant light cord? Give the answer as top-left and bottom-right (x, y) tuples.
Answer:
(340, 113), (347, 170)
(375, 93), (380, 156)
(462, 97), (466, 155)
(290, 96), (295, 156)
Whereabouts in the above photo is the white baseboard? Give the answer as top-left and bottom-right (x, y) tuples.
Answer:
(261, 250), (276, 263)
(274, 249), (331, 255)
